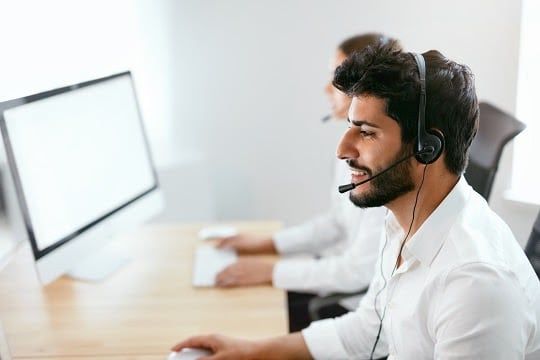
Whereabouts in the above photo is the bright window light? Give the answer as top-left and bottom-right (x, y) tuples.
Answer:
(511, 0), (540, 205)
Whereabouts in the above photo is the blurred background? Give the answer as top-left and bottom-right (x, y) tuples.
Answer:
(0, 0), (538, 250)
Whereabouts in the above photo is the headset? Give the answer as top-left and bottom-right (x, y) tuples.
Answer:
(411, 52), (445, 164)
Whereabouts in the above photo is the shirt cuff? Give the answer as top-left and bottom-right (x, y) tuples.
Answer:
(273, 226), (309, 254)
(272, 259), (293, 289)
(301, 319), (349, 359)
(272, 258), (313, 291)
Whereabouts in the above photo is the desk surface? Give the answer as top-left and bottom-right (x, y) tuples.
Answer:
(0, 221), (286, 360)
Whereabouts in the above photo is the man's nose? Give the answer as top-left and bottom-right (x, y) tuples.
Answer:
(336, 129), (358, 160)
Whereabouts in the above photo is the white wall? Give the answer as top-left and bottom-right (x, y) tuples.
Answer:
(1, 0), (536, 244)
(157, 0), (536, 243)
(0, 0), (173, 159)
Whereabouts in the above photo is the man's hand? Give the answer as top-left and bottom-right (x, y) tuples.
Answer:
(215, 233), (277, 254)
(171, 334), (257, 360)
(171, 333), (312, 360)
(215, 258), (275, 287)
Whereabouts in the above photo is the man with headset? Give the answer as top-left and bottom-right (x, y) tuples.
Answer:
(171, 43), (540, 359)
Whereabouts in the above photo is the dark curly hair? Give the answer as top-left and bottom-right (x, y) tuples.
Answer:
(333, 42), (479, 175)
(338, 33), (402, 57)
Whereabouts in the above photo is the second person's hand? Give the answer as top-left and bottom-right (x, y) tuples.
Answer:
(215, 258), (275, 287)
(215, 233), (277, 254)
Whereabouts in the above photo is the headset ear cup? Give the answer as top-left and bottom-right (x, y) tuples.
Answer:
(415, 129), (445, 164)
(411, 52), (445, 165)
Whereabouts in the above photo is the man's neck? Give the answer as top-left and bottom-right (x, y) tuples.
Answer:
(388, 168), (459, 243)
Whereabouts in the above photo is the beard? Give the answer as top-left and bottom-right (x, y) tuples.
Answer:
(349, 148), (416, 208)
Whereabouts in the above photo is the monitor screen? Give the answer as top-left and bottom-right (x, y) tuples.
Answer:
(0, 71), (163, 284)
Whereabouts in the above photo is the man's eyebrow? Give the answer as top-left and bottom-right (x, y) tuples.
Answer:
(347, 118), (380, 128)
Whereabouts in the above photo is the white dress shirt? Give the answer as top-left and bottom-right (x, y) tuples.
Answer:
(271, 160), (386, 295)
(302, 177), (540, 359)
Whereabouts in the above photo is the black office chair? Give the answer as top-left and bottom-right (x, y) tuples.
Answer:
(308, 290), (366, 321)
(524, 210), (540, 279)
(307, 101), (527, 322)
(464, 102), (526, 200)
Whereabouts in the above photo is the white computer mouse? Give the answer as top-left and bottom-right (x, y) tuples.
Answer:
(197, 225), (237, 240)
(167, 348), (213, 360)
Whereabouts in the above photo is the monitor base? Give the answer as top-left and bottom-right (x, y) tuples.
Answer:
(67, 249), (130, 282)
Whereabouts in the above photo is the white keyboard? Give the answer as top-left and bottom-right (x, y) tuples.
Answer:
(192, 245), (237, 287)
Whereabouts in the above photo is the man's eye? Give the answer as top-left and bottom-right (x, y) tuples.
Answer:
(360, 130), (374, 137)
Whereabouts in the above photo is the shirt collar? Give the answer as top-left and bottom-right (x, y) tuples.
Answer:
(387, 176), (472, 267)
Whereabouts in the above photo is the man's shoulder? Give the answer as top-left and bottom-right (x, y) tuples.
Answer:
(432, 195), (539, 301)
(444, 191), (517, 264)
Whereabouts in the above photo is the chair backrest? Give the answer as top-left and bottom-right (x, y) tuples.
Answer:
(525, 210), (540, 279)
(464, 102), (526, 200)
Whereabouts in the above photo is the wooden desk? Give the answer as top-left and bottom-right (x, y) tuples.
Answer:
(0, 221), (286, 360)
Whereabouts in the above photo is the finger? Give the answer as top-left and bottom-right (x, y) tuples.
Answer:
(214, 270), (226, 286)
(216, 263), (236, 277)
(214, 238), (229, 248)
(171, 335), (214, 351)
(215, 275), (236, 287)
(217, 239), (240, 250)
(214, 266), (232, 287)
(200, 353), (227, 360)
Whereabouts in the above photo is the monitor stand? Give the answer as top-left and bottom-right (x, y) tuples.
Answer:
(0, 319), (12, 360)
(67, 248), (130, 282)
(0, 216), (21, 271)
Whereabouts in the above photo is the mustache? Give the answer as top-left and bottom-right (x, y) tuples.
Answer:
(346, 159), (373, 177)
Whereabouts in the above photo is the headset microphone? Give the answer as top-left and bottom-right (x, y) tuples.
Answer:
(338, 147), (434, 194)
(321, 114), (332, 122)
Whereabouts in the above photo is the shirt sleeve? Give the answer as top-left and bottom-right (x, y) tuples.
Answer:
(272, 219), (384, 293)
(273, 210), (348, 256)
(273, 255), (370, 294)
(302, 318), (349, 359)
(272, 209), (385, 293)
(432, 263), (538, 360)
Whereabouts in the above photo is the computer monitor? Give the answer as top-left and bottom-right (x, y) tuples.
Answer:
(0, 71), (164, 285)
